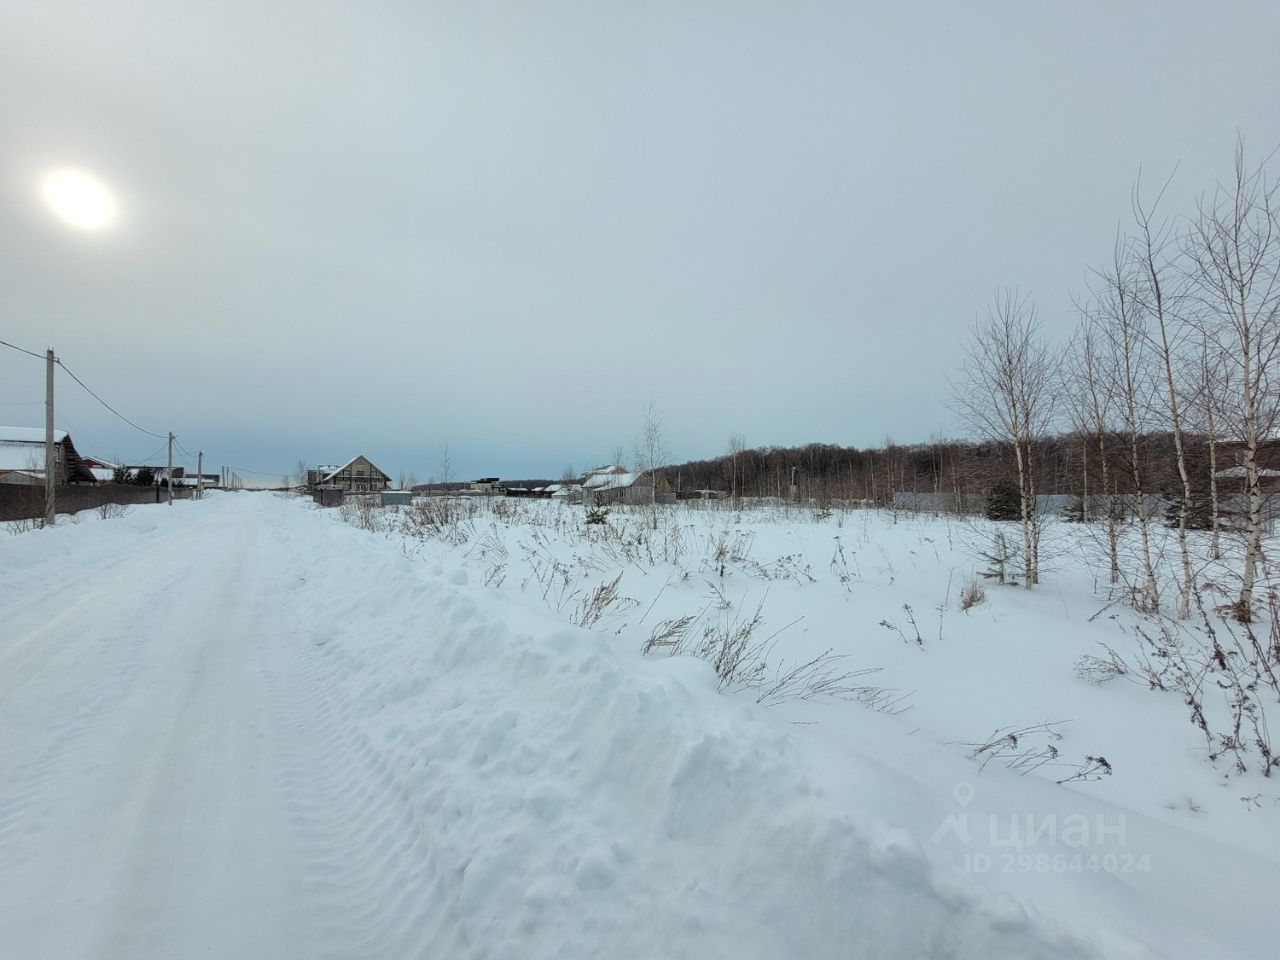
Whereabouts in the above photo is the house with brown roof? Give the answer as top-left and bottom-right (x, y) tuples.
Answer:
(307, 455), (391, 493)
(0, 427), (96, 486)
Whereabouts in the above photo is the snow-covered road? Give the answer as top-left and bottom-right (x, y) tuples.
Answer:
(1, 493), (1272, 959)
(0, 497), (309, 957)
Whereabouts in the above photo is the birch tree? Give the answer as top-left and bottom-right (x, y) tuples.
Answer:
(727, 433), (746, 503)
(1132, 175), (1196, 615)
(1183, 141), (1280, 621)
(952, 289), (1056, 587)
(1065, 313), (1122, 584)
(634, 401), (669, 529)
(1093, 238), (1163, 612)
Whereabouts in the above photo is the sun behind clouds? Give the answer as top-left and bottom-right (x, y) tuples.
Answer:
(39, 168), (118, 230)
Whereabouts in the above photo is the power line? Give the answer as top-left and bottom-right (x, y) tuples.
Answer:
(224, 465), (291, 477)
(0, 337), (46, 361)
(55, 357), (167, 439)
(9, 338), (206, 473)
(133, 440), (171, 465)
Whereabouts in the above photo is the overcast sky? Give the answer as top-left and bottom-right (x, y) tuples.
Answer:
(2, 1), (1278, 482)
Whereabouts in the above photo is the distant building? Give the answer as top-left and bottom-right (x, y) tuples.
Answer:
(505, 486), (554, 499)
(0, 427), (95, 485)
(677, 489), (728, 500)
(161, 467), (222, 489)
(470, 477), (501, 494)
(80, 456), (121, 483)
(581, 465), (674, 506)
(545, 483), (582, 502)
(308, 455), (391, 493)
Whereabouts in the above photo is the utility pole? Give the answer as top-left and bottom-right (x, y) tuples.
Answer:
(196, 450), (204, 500)
(167, 432), (174, 505)
(45, 348), (56, 527)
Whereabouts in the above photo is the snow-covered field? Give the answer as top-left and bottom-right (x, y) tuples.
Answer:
(1, 492), (1276, 959)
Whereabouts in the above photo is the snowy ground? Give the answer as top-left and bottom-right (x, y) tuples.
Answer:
(1, 493), (1276, 959)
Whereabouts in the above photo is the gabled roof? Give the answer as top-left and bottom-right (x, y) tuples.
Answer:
(0, 427), (95, 482)
(0, 444), (48, 472)
(0, 426), (69, 444)
(583, 471), (640, 490)
(320, 454), (390, 483)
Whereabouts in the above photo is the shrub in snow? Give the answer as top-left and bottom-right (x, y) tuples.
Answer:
(958, 576), (986, 611)
(958, 720), (1112, 783)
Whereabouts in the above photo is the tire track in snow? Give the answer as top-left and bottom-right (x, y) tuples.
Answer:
(265, 602), (460, 960)
(0, 497), (307, 958)
(0, 546), (191, 864)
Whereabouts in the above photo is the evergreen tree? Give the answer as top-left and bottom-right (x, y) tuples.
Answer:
(1062, 494), (1087, 523)
(984, 479), (1021, 521)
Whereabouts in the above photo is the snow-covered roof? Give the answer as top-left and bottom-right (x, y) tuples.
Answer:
(0, 468), (43, 483)
(0, 427), (68, 445)
(320, 455), (389, 483)
(0, 443), (48, 472)
(90, 467), (116, 482)
(583, 471), (639, 490)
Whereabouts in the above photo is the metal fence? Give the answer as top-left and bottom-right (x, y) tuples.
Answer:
(0, 482), (195, 522)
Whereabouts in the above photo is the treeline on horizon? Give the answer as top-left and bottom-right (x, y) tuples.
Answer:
(410, 430), (1236, 506)
(662, 431), (1229, 506)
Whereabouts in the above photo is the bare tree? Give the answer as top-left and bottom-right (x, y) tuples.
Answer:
(1183, 139), (1280, 621)
(439, 442), (454, 489)
(1094, 237), (1162, 611)
(1190, 339), (1225, 559)
(727, 433), (746, 503)
(1132, 172), (1196, 616)
(296, 459), (310, 493)
(1065, 313), (1122, 583)
(633, 401), (669, 528)
(951, 289), (1056, 586)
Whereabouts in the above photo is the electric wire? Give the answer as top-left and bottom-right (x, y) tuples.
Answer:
(54, 358), (167, 439)
(0, 338), (46, 361)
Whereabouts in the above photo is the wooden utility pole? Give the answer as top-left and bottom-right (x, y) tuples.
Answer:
(167, 432), (174, 505)
(44, 348), (56, 527)
(196, 450), (204, 500)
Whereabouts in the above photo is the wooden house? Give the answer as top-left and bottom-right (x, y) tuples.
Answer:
(0, 427), (96, 486)
(308, 455), (391, 493)
(581, 465), (674, 506)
